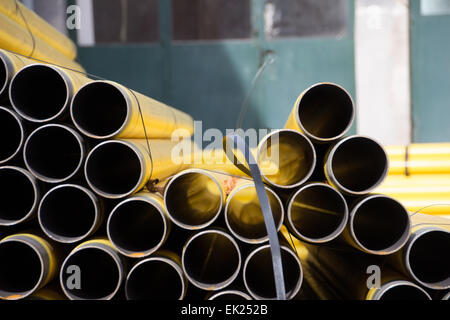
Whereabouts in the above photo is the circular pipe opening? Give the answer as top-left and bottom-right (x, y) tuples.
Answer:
(164, 170), (223, 229)
(244, 245), (302, 300)
(182, 230), (241, 290)
(10, 65), (69, 122)
(24, 125), (84, 183)
(85, 141), (142, 198)
(225, 184), (284, 244)
(126, 257), (185, 300)
(258, 130), (315, 188)
(351, 195), (410, 254)
(0, 167), (38, 226)
(407, 229), (450, 289)
(39, 185), (99, 243)
(71, 82), (128, 139)
(208, 290), (252, 300)
(296, 83), (354, 142)
(376, 281), (431, 300)
(328, 136), (388, 195)
(60, 247), (122, 300)
(108, 198), (167, 257)
(287, 183), (348, 243)
(0, 240), (43, 299)
(0, 107), (24, 164)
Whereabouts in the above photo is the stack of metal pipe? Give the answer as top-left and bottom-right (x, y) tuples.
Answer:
(0, 48), (448, 299)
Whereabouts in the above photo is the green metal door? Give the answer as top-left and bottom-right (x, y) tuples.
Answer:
(75, 0), (355, 133)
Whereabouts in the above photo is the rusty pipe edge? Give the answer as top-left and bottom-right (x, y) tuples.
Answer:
(38, 184), (103, 244)
(0, 107), (25, 164)
(60, 239), (124, 300)
(125, 253), (187, 300)
(345, 194), (411, 255)
(401, 226), (450, 290)
(325, 135), (389, 196)
(225, 182), (284, 244)
(23, 124), (86, 184)
(0, 166), (40, 226)
(163, 169), (224, 230)
(0, 234), (56, 300)
(257, 129), (316, 189)
(9, 64), (77, 123)
(285, 82), (355, 144)
(367, 280), (431, 300)
(107, 192), (170, 258)
(286, 182), (348, 244)
(182, 229), (241, 291)
(243, 244), (303, 300)
(208, 290), (253, 300)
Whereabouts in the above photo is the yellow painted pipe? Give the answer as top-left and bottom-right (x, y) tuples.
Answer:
(391, 200), (450, 215)
(10, 63), (91, 123)
(125, 250), (187, 300)
(59, 238), (125, 300)
(284, 82), (355, 144)
(0, 49), (32, 99)
(0, 233), (58, 300)
(0, 11), (84, 72)
(380, 174), (450, 186)
(163, 169), (227, 230)
(85, 139), (191, 199)
(0, 0), (77, 60)
(389, 214), (450, 290)
(107, 192), (170, 258)
(389, 159), (450, 175)
(71, 80), (194, 140)
(386, 143), (450, 158)
(377, 185), (450, 198)
(224, 181), (284, 244)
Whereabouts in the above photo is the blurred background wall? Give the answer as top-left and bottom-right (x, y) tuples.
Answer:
(23, 0), (450, 144)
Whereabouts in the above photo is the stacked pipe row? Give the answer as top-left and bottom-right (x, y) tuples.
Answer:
(375, 143), (450, 217)
(0, 1), (83, 72)
(0, 54), (448, 299)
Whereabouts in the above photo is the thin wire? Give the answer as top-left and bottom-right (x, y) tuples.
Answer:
(408, 204), (450, 226)
(14, 0), (36, 58)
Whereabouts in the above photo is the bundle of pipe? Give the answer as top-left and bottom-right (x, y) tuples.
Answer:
(0, 2), (83, 72)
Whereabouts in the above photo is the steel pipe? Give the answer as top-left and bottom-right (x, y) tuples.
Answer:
(125, 252), (186, 300)
(243, 244), (303, 300)
(38, 184), (103, 243)
(286, 182), (348, 243)
(284, 82), (355, 144)
(0, 49), (31, 100)
(164, 169), (225, 230)
(343, 195), (411, 255)
(366, 280), (431, 300)
(24, 124), (85, 183)
(85, 139), (188, 199)
(208, 290), (252, 300)
(60, 239), (124, 300)
(71, 80), (193, 140)
(257, 129), (316, 188)
(0, 107), (25, 164)
(107, 192), (169, 258)
(10, 64), (90, 123)
(225, 182), (284, 244)
(390, 214), (450, 290)
(0, 233), (57, 300)
(182, 229), (241, 291)
(0, 166), (39, 226)
(325, 135), (389, 196)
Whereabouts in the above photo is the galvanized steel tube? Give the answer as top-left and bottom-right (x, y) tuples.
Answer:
(182, 229), (241, 291)
(286, 182), (348, 243)
(284, 82), (355, 144)
(0, 49), (31, 101)
(24, 124), (85, 183)
(107, 192), (169, 258)
(38, 184), (103, 243)
(0, 166), (39, 226)
(257, 129), (316, 189)
(325, 135), (389, 196)
(208, 290), (252, 300)
(71, 80), (194, 140)
(224, 182), (284, 244)
(0, 233), (57, 300)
